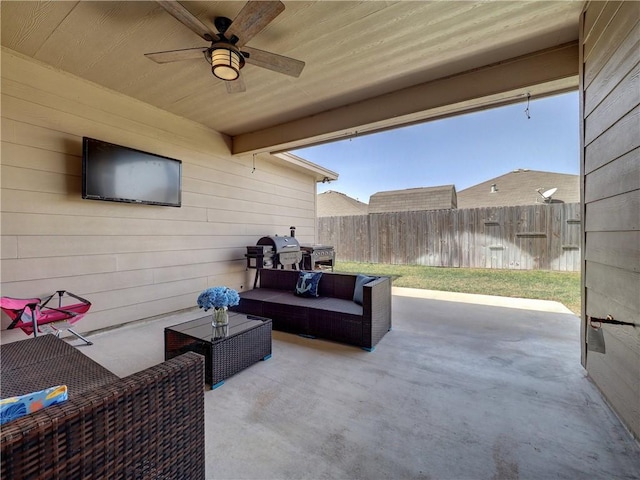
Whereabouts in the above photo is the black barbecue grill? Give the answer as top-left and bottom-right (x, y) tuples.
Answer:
(245, 227), (303, 287)
(300, 244), (335, 271)
(256, 235), (302, 268)
(245, 227), (335, 287)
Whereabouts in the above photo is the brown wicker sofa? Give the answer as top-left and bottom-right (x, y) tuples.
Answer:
(1, 335), (205, 480)
(231, 269), (392, 350)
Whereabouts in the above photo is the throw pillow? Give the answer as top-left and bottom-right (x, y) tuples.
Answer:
(353, 274), (377, 305)
(0, 385), (68, 425)
(295, 271), (323, 298)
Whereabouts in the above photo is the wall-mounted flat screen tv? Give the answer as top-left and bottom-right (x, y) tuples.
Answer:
(82, 137), (182, 207)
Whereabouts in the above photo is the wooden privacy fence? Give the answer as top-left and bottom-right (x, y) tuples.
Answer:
(318, 203), (581, 271)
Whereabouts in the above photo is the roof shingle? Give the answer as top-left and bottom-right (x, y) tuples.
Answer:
(368, 185), (457, 213)
(317, 191), (368, 217)
(456, 169), (579, 208)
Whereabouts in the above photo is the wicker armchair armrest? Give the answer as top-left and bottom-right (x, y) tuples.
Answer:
(1, 352), (205, 480)
(362, 276), (392, 349)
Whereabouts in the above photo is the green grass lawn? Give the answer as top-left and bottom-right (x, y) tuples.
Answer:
(333, 262), (581, 315)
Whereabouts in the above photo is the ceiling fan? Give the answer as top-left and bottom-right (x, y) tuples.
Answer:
(145, 0), (305, 93)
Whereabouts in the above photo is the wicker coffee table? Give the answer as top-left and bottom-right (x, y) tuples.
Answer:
(165, 312), (272, 389)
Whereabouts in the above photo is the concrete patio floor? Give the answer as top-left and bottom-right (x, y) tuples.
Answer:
(6, 288), (639, 479)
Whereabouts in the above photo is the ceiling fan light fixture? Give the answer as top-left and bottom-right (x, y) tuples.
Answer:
(210, 45), (243, 81)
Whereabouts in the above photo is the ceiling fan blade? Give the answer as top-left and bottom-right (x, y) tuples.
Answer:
(145, 47), (207, 64)
(156, 1), (219, 42)
(225, 1), (285, 48)
(242, 47), (305, 78)
(225, 77), (247, 94)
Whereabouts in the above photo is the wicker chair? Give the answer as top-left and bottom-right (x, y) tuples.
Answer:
(1, 335), (206, 479)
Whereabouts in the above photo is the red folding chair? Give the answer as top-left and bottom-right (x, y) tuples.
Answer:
(1, 291), (93, 345)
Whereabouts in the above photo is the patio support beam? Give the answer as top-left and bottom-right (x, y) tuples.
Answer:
(232, 42), (579, 155)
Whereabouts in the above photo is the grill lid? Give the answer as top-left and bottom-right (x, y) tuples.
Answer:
(257, 235), (300, 252)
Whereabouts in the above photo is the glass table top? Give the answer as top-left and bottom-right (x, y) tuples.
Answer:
(166, 311), (268, 343)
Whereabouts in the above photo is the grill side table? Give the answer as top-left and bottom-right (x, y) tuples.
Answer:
(165, 312), (272, 389)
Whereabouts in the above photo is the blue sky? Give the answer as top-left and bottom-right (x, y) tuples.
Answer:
(293, 91), (579, 203)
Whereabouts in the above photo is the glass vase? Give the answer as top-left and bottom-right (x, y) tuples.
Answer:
(212, 307), (229, 339)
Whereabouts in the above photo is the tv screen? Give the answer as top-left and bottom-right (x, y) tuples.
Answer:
(82, 137), (182, 207)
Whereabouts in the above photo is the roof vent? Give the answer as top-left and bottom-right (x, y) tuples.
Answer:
(490, 184), (498, 193)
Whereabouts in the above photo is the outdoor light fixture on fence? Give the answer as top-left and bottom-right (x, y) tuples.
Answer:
(587, 315), (637, 354)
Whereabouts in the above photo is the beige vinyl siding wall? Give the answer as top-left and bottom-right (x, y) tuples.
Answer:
(1, 48), (317, 334)
(581, 2), (639, 439)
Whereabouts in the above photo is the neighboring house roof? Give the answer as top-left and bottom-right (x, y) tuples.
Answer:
(456, 169), (579, 208)
(317, 191), (368, 217)
(368, 185), (457, 214)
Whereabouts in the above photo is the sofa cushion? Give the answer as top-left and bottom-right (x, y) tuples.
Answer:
(262, 293), (362, 315)
(295, 271), (323, 297)
(353, 274), (377, 305)
(240, 284), (365, 315)
(316, 296), (364, 315)
(243, 289), (362, 314)
(264, 291), (321, 307)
